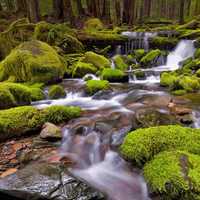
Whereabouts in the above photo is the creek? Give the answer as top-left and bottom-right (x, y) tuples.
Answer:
(31, 34), (200, 200)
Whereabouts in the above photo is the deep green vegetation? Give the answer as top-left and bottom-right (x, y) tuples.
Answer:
(0, 105), (81, 141)
(48, 85), (66, 99)
(120, 125), (200, 199)
(86, 80), (110, 95)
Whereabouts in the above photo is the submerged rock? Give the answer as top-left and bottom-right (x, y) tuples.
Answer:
(0, 163), (104, 200)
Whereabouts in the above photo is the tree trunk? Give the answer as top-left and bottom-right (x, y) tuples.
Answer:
(179, 0), (185, 24)
(53, 0), (64, 20)
(26, 0), (40, 23)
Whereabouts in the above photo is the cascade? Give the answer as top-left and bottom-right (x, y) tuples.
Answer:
(121, 32), (157, 53)
(129, 40), (196, 84)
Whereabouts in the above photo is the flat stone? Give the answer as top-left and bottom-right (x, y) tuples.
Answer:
(0, 163), (104, 200)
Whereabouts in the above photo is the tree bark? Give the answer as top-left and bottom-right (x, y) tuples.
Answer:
(179, 0), (185, 24)
(26, 0), (40, 23)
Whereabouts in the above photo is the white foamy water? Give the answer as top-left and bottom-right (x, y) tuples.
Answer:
(61, 129), (149, 200)
(156, 39), (195, 71)
(129, 39), (196, 84)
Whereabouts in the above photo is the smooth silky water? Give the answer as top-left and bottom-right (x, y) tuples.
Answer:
(33, 35), (199, 200)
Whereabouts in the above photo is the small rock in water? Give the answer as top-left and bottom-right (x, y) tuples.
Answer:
(40, 123), (62, 140)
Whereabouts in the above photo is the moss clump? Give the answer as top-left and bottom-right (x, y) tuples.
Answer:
(144, 150), (200, 199)
(149, 36), (178, 50)
(84, 18), (104, 31)
(120, 125), (200, 166)
(172, 89), (187, 96)
(101, 68), (128, 83)
(0, 40), (65, 83)
(0, 106), (44, 141)
(72, 61), (97, 78)
(0, 83), (31, 109)
(49, 85), (66, 99)
(82, 51), (111, 69)
(113, 55), (128, 71)
(140, 49), (162, 66)
(0, 105), (81, 141)
(86, 80), (110, 95)
(134, 49), (146, 61)
(179, 76), (200, 92)
(134, 70), (145, 79)
(34, 22), (83, 53)
(195, 48), (200, 59)
(43, 105), (81, 124)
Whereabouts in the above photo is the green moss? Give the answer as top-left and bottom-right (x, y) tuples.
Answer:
(160, 72), (178, 87)
(144, 150), (200, 199)
(134, 49), (146, 61)
(0, 83), (45, 109)
(120, 125), (200, 166)
(78, 30), (127, 42)
(0, 105), (81, 141)
(195, 49), (200, 59)
(140, 49), (162, 66)
(113, 55), (128, 71)
(101, 68), (127, 83)
(172, 89), (187, 96)
(82, 51), (111, 69)
(84, 18), (104, 31)
(0, 40), (65, 83)
(72, 61), (97, 78)
(0, 106), (44, 141)
(149, 36), (178, 49)
(86, 80), (110, 95)
(134, 70), (145, 79)
(179, 76), (200, 92)
(179, 29), (200, 39)
(34, 22), (83, 53)
(43, 105), (81, 124)
(49, 85), (66, 99)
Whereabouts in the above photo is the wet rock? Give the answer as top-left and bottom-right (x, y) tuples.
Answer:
(92, 90), (113, 100)
(0, 163), (104, 200)
(40, 123), (62, 140)
(172, 107), (192, 116)
(135, 107), (178, 128)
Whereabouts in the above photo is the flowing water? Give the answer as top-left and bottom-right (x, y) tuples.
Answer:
(33, 34), (200, 200)
(129, 39), (196, 84)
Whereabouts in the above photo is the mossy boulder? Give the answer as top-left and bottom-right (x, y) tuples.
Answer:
(120, 125), (200, 166)
(0, 83), (45, 109)
(0, 105), (81, 141)
(140, 49), (162, 67)
(101, 68), (128, 83)
(0, 40), (65, 83)
(43, 105), (81, 124)
(72, 61), (97, 78)
(34, 22), (83, 53)
(84, 18), (104, 31)
(48, 85), (66, 99)
(113, 55), (128, 71)
(82, 51), (111, 69)
(86, 80), (110, 95)
(134, 49), (146, 61)
(179, 76), (200, 92)
(144, 150), (200, 199)
(149, 36), (178, 50)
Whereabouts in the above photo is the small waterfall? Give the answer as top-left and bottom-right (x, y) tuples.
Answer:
(129, 40), (196, 84)
(122, 32), (157, 54)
